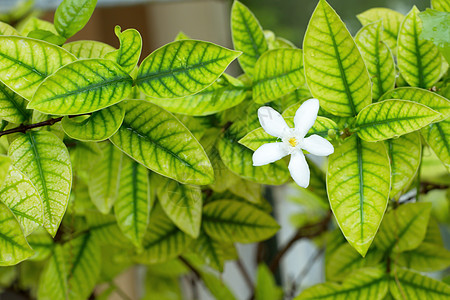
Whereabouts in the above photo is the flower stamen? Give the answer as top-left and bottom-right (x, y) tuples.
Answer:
(288, 137), (298, 147)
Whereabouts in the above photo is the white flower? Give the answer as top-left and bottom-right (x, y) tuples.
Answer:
(252, 98), (334, 188)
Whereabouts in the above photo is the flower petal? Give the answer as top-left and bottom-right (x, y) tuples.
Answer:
(253, 142), (288, 166)
(288, 151), (310, 188)
(294, 98), (320, 138)
(302, 135), (334, 156)
(258, 106), (289, 138)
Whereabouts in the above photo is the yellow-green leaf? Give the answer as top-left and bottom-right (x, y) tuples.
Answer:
(61, 104), (125, 141)
(0, 81), (31, 124)
(37, 245), (68, 300)
(389, 269), (450, 300)
(136, 40), (240, 98)
(110, 100), (214, 185)
(0, 165), (42, 236)
(202, 200), (280, 243)
(63, 40), (115, 59)
(114, 157), (150, 248)
(327, 135), (390, 256)
(397, 6), (447, 88)
(253, 49), (305, 103)
(380, 87), (450, 121)
(0, 201), (33, 266)
(0, 21), (19, 35)
(8, 131), (72, 237)
(295, 267), (388, 300)
(421, 119), (450, 168)
(231, 0), (268, 77)
(304, 0), (371, 116)
(355, 20), (395, 100)
(357, 8), (404, 51)
(386, 132), (422, 199)
(374, 202), (432, 253)
(155, 175), (202, 238)
(193, 231), (234, 272)
(0, 36), (75, 100)
(104, 25), (142, 73)
(355, 100), (440, 142)
(29, 59), (133, 115)
(432, 0), (450, 12)
(88, 141), (122, 214)
(54, 0), (97, 39)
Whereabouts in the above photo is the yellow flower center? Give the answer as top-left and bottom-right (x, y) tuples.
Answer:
(288, 137), (298, 147)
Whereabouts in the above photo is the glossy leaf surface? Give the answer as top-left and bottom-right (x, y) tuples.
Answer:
(136, 40), (240, 98)
(29, 59), (133, 115)
(8, 131), (72, 236)
(54, 0), (97, 39)
(355, 20), (395, 100)
(421, 120), (450, 168)
(355, 100), (440, 142)
(110, 100), (214, 185)
(0, 36), (75, 100)
(253, 49), (304, 103)
(0, 82), (31, 124)
(0, 166), (42, 236)
(63, 40), (115, 59)
(202, 200), (280, 243)
(397, 6), (447, 88)
(114, 157), (150, 247)
(155, 175), (202, 238)
(104, 25), (142, 73)
(231, 0), (268, 76)
(304, 0), (371, 116)
(61, 105), (125, 141)
(327, 135), (390, 256)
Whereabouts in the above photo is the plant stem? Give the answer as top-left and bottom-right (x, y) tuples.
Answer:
(109, 281), (133, 300)
(236, 257), (254, 291)
(288, 248), (324, 297)
(268, 211), (331, 273)
(179, 256), (201, 279)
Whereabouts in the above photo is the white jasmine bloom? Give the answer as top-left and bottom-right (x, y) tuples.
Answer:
(253, 98), (334, 188)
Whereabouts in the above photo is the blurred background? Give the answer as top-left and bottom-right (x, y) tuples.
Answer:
(0, 0), (434, 299)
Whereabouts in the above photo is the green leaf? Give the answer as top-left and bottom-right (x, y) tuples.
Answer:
(380, 87), (450, 121)
(202, 200), (280, 243)
(397, 6), (447, 88)
(104, 26), (142, 73)
(135, 205), (192, 264)
(0, 36), (75, 100)
(355, 20), (395, 100)
(0, 21), (19, 35)
(136, 40), (240, 98)
(218, 121), (290, 185)
(61, 105), (125, 141)
(325, 243), (384, 282)
(255, 264), (283, 300)
(0, 201), (33, 265)
(8, 131), (72, 237)
(18, 17), (58, 36)
(27, 30), (66, 45)
(357, 8), (404, 51)
(420, 9), (450, 63)
(155, 175), (202, 238)
(228, 176), (263, 205)
(86, 211), (129, 247)
(37, 245), (68, 300)
(29, 59), (133, 115)
(64, 233), (101, 300)
(87, 141), (122, 214)
(110, 100), (214, 185)
(303, 0), (371, 117)
(0, 83), (32, 124)
(193, 231), (232, 272)
(253, 49), (305, 103)
(0, 165), (42, 236)
(389, 269), (450, 300)
(114, 157), (150, 248)
(146, 76), (248, 116)
(421, 119), (450, 168)
(238, 116), (338, 151)
(231, 0), (268, 77)
(63, 40), (115, 59)
(374, 202), (432, 253)
(0, 155), (11, 187)
(295, 268), (388, 300)
(354, 100), (440, 142)
(200, 269), (237, 300)
(54, 0), (97, 39)
(27, 228), (53, 261)
(432, 0), (450, 12)
(327, 135), (390, 256)
(386, 132), (422, 199)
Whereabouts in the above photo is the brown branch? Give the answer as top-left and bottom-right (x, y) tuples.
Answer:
(236, 257), (254, 291)
(420, 181), (449, 194)
(268, 211), (331, 273)
(288, 248), (324, 298)
(179, 256), (201, 279)
(0, 114), (91, 138)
